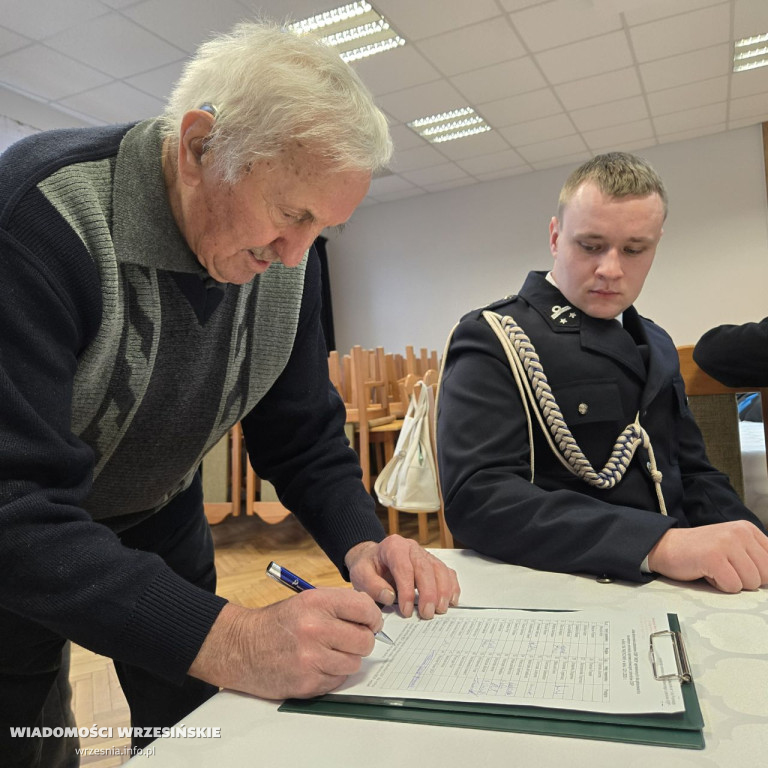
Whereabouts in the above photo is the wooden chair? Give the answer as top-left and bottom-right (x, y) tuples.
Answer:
(202, 422), (293, 525)
(677, 345), (768, 500)
(202, 423), (242, 524)
(347, 345), (396, 492)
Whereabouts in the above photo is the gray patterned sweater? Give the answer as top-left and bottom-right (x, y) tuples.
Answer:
(0, 120), (384, 682)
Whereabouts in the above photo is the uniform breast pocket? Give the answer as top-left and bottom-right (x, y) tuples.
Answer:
(554, 379), (624, 426)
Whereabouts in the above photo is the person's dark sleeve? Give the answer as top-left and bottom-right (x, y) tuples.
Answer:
(669, 351), (766, 531)
(0, 220), (225, 686)
(436, 315), (676, 583)
(693, 318), (768, 387)
(240, 250), (386, 578)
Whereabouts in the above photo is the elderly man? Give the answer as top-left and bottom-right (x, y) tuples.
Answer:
(0, 21), (458, 767)
(438, 152), (768, 593)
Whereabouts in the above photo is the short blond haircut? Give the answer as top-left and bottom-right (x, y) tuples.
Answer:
(558, 152), (668, 220)
(161, 20), (392, 183)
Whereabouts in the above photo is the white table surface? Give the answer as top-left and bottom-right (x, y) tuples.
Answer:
(127, 550), (768, 768)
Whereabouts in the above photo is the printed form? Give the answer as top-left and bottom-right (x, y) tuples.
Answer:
(335, 608), (683, 715)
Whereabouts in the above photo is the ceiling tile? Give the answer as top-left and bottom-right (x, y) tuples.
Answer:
(581, 118), (655, 151)
(434, 129), (511, 160)
(124, 0), (254, 52)
(0, 0), (107, 39)
(479, 87), (562, 128)
(652, 102), (727, 133)
(729, 91), (768, 120)
(452, 57), (546, 104)
(100, 0), (146, 7)
(351, 45), (441, 97)
(388, 123), (428, 152)
(510, 0), (622, 53)
(389, 143), (446, 172)
(590, 136), (658, 156)
(733, 0), (768, 38)
(0, 44), (111, 100)
(629, 4), (731, 63)
(456, 148), (528, 176)
(377, 79), (467, 124)
(58, 81), (165, 124)
(0, 25), (29, 56)
(622, 0), (724, 26)
(126, 60), (187, 100)
(374, 0), (502, 41)
(647, 76), (728, 116)
(499, 0), (552, 11)
(401, 162), (469, 186)
(423, 176), (478, 193)
(45, 14), (183, 78)
(570, 95), (648, 132)
(416, 18), (525, 76)
(639, 44), (730, 91)
(656, 123), (726, 143)
(555, 68), (642, 111)
(530, 149), (591, 171)
(499, 113), (575, 145)
(475, 163), (533, 181)
(535, 31), (634, 84)
(516, 133), (589, 163)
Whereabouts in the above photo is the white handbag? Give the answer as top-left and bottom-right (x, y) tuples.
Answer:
(374, 383), (441, 512)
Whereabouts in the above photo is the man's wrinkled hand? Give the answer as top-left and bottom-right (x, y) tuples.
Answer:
(189, 589), (382, 700)
(344, 535), (460, 619)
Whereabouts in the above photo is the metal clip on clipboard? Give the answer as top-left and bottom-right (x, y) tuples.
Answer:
(649, 629), (692, 683)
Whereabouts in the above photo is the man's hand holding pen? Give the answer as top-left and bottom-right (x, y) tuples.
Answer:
(188, 589), (385, 700)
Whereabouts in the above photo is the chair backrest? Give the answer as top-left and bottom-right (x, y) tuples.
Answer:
(677, 345), (768, 499)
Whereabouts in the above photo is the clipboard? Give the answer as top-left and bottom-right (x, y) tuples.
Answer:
(279, 614), (704, 749)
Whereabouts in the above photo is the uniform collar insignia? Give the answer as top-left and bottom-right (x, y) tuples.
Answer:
(550, 304), (580, 327)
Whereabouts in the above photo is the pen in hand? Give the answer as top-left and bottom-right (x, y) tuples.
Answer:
(266, 561), (395, 645)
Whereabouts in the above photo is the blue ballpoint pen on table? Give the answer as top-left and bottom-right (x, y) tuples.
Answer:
(266, 561), (394, 645)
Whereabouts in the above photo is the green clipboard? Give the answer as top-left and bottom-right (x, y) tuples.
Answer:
(279, 614), (704, 749)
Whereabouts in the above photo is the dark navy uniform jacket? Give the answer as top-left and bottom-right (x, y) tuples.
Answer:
(694, 316), (768, 387)
(437, 271), (765, 582)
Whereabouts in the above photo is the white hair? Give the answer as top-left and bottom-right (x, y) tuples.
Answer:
(161, 20), (392, 183)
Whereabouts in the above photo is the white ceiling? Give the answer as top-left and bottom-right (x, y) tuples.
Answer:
(2, 0), (768, 204)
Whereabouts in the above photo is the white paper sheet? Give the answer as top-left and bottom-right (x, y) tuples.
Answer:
(334, 608), (684, 714)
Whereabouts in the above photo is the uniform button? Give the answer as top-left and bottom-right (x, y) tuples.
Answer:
(578, 402), (588, 415)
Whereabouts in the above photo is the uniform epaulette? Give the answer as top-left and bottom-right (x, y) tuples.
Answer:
(460, 294), (517, 323)
(485, 294), (518, 311)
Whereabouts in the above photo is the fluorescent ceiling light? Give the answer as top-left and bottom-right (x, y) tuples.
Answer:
(733, 32), (768, 72)
(407, 108), (492, 144)
(288, 2), (405, 62)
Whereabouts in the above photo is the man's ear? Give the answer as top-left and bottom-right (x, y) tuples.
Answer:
(177, 109), (216, 186)
(549, 216), (560, 258)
